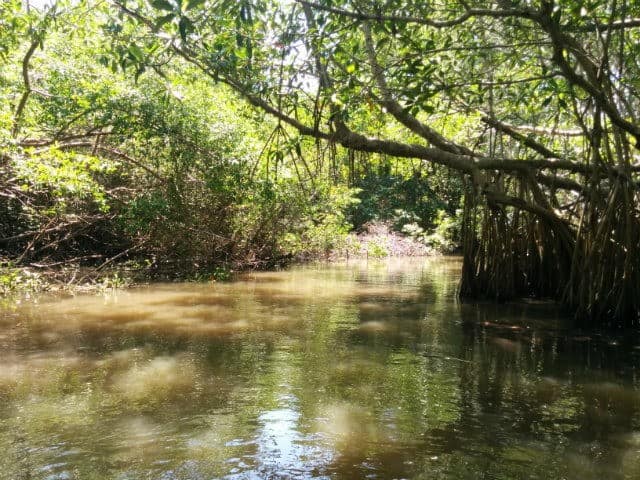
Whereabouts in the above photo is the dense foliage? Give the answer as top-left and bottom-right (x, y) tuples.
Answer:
(1, 0), (401, 282)
(98, 0), (640, 327)
(2, 0), (640, 328)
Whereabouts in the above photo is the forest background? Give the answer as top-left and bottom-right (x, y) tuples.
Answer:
(2, 0), (639, 328)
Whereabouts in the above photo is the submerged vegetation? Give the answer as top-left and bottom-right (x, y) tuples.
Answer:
(2, 0), (640, 328)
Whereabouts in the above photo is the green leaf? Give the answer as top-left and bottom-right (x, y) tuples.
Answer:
(150, 0), (176, 12)
(185, 0), (206, 11)
(346, 63), (356, 74)
(178, 16), (192, 41)
(128, 44), (144, 61)
(377, 37), (390, 50)
(155, 13), (175, 30)
(134, 65), (146, 83)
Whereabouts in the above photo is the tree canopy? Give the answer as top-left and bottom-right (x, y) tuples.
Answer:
(2, 0), (639, 327)
(102, 0), (639, 327)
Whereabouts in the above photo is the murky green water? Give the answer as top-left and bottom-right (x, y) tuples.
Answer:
(1, 258), (639, 479)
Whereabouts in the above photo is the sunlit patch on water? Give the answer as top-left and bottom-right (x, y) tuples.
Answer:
(110, 354), (199, 404)
(0, 257), (638, 479)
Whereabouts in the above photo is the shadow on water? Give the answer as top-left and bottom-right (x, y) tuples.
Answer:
(0, 257), (638, 479)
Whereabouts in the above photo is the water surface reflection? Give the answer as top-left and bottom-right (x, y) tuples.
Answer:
(0, 258), (639, 479)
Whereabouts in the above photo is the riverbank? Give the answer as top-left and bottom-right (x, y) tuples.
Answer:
(336, 221), (436, 259)
(0, 262), (135, 299)
(1, 222), (439, 297)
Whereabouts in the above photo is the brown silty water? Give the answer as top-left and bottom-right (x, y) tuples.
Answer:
(0, 257), (639, 479)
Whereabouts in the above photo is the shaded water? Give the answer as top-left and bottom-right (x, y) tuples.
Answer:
(1, 258), (639, 479)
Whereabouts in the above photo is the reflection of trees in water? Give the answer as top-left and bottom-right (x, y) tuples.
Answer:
(424, 315), (640, 479)
(318, 294), (639, 478)
(1, 261), (639, 479)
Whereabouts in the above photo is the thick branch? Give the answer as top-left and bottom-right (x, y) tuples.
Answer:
(577, 17), (640, 32)
(12, 39), (40, 138)
(362, 22), (473, 156)
(332, 124), (473, 171)
(494, 123), (583, 137)
(539, 14), (640, 147)
(295, 1), (537, 28)
(19, 131), (113, 147)
(481, 115), (561, 159)
(536, 173), (585, 194)
(297, 1), (640, 33)
(221, 77), (333, 141)
(483, 189), (574, 248)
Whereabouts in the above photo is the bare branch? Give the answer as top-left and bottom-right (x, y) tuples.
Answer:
(481, 115), (561, 159)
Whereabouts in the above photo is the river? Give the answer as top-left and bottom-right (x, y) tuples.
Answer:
(0, 257), (639, 479)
